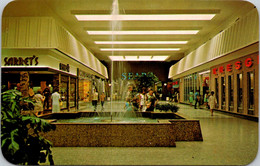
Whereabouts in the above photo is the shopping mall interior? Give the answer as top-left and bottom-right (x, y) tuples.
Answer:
(0, 0), (259, 165)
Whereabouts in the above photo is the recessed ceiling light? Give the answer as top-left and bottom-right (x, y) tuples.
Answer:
(95, 41), (188, 44)
(87, 30), (199, 35)
(101, 48), (180, 51)
(75, 14), (216, 21)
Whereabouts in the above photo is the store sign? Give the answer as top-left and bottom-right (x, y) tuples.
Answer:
(121, 72), (154, 80)
(212, 58), (254, 75)
(4, 55), (38, 66)
(172, 79), (179, 88)
(59, 63), (70, 72)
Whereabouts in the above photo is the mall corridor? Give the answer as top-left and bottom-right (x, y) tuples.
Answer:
(48, 104), (258, 165)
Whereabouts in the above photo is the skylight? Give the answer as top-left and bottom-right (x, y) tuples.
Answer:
(75, 14), (216, 21)
(101, 48), (180, 51)
(87, 30), (199, 35)
(95, 41), (188, 44)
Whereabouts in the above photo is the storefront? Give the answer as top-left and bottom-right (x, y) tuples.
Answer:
(210, 53), (258, 117)
(1, 49), (108, 112)
(77, 69), (93, 110)
(183, 73), (199, 104)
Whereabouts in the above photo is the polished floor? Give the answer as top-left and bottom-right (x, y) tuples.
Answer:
(46, 104), (258, 165)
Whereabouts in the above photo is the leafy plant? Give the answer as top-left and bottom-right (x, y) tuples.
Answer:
(135, 72), (159, 92)
(1, 90), (56, 165)
(156, 103), (179, 113)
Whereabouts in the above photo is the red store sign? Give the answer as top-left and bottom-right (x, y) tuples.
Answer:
(212, 58), (254, 75)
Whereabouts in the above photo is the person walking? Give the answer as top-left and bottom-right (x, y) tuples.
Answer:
(208, 91), (217, 116)
(194, 90), (200, 109)
(51, 90), (61, 113)
(92, 89), (99, 111)
(43, 87), (50, 110)
(100, 92), (106, 111)
(189, 90), (194, 106)
(139, 88), (146, 112)
(33, 89), (45, 115)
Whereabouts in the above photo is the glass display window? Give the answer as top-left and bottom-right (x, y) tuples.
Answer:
(247, 71), (254, 115)
(70, 78), (76, 108)
(228, 75), (234, 111)
(221, 77), (226, 110)
(60, 75), (68, 109)
(237, 73), (243, 113)
(215, 78), (219, 108)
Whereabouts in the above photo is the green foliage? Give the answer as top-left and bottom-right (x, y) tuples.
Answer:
(156, 103), (179, 113)
(1, 90), (56, 165)
(135, 72), (159, 92)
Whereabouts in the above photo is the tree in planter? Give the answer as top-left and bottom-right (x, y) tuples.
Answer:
(135, 72), (159, 92)
(1, 90), (56, 165)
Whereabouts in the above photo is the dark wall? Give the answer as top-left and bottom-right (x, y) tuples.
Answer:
(103, 61), (177, 82)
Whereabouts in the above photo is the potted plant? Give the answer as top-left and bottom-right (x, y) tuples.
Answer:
(156, 103), (179, 113)
(1, 90), (56, 165)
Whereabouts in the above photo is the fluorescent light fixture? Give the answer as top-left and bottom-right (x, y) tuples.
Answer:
(75, 14), (215, 21)
(95, 41), (188, 44)
(101, 48), (180, 51)
(152, 56), (169, 61)
(87, 30), (199, 35)
(139, 56), (152, 60)
(125, 56), (138, 60)
(109, 56), (125, 61)
(108, 56), (169, 61)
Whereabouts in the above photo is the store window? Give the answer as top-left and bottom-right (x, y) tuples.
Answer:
(221, 77), (226, 110)
(60, 75), (68, 109)
(70, 78), (76, 108)
(228, 75), (234, 111)
(237, 73), (243, 113)
(215, 78), (219, 108)
(247, 71), (254, 115)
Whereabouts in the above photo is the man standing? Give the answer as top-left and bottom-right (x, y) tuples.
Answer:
(146, 89), (158, 112)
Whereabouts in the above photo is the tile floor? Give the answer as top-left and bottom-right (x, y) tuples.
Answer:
(44, 104), (258, 165)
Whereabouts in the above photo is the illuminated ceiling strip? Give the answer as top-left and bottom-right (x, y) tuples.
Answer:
(109, 56), (169, 61)
(101, 48), (180, 51)
(95, 41), (188, 44)
(75, 14), (216, 21)
(87, 30), (199, 35)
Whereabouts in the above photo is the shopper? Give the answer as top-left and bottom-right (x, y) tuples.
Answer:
(204, 90), (210, 109)
(208, 91), (217, 116)
(146, 89), (158, 112)
(92, 89), (99, 111)
(125, 97), (133, 111)
(33, 89), (45, 115)
(139, 88), (146, 112)
(189, 90), (194, 106)
(43, 87), (51, 110)
(51, 90), (61, 113)
(100, 92), (106, 111)
(194, 90), (200, 109)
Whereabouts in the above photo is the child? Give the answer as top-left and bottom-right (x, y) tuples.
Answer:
(125, 98), (133, 111)
(208, 91), (217, 116)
